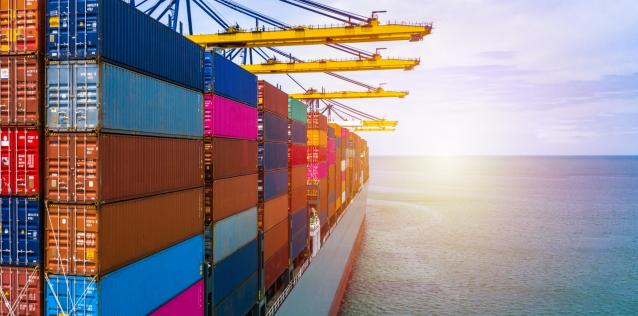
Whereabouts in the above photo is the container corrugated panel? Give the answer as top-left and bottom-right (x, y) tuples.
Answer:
(262, 169), (288, 201)
(204, 138), (257, 181)
(213, 207), (257, 264)
(46, 133), (204, 204)
(261, 111), (288, 143)
(0, 127), (39, 196)
(264, 219), (288, 261)
(150, 279), (204, 316)
(214, 272), (258, 316)
(261, 142), (288, 170)
(263, 193), (288, 232)
(264, 243), (288, 290)
(46, 61), (203, 137)
(0, 56), (41, 125)
(0, 197), (40, 266)
(208, 174), (257, 223)
(307, 130), (328, 147)
(308, 147), (327, 163)
(45, 235), (204, 316)
(205, 52), (257, 106)
(258, 81), (288, 118)
(290, 165), (306, 190)
(308, 112), (327, 130)
(211, 239), (257, 305)
(204, 94), (257, 139)
(308, 162), (328, 180)
(0, 266), (40, 315)
(291, 207), (307, 234)
(290, 186), (307, 213)
(290, 143), (307, 166)
(291, 225), (308, 261)
(291, 120), (307, 144)
(46, 0), (203, 91)
(46, 188), (204, 277)
(1, 0), (42, 54)
(288, 97), (307, 123)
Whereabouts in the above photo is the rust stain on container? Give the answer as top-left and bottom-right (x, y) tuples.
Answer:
(263, 219), (288, 261)
(45, 188), (204, 277)
(263, 193), (288, 232)
(207, 173), (258, 223)
(204, 138), (257, 181)
(0, 55), (41, 125)
(46, 133), (203, 203)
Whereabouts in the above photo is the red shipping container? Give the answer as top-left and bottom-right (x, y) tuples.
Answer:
(289, 143), (307, 166)
(0, 0), (42, 54)
(308, 112), (327, 130)
(0, 55), (40, 125)
(0, 127), (38, 196)
(0, 266), (40, 316)
(290, 165), (306, 190)
(264, 243), (289, 290)
(308, 146), (326, 163)
(258, 81), (288, 118)
(264, 219), (288, 261)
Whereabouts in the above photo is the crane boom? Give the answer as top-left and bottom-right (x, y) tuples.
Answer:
(187, 19), (431, 48)
(289, 88), (408, 99)
(242, 54), (419, 74)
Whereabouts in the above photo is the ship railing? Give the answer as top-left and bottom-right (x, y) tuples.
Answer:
(266, 258), (311, 316)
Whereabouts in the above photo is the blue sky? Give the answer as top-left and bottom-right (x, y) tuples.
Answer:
(183, 0), (638, 155)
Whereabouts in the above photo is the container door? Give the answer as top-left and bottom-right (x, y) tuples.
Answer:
(47, 0), (99, 58)
(46, 133), (99, 203)
(0, 128), (39, 196)
(47, 62), (99, 132)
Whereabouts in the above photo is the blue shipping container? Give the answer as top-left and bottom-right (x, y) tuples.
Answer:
(261, 111), (288, 143)
(211, 239), (258, 305)
(0, 197), (40, 266)
(292, 227), (308, 260)
(263, 169), (289, 201)
(45, 235), (203, 315)
(214, 273), (258, 316)
(205, 52), (258, 106)
(291, 207), (308, 234)
(291, 120), (307, 144)
(47, 61), (203, 137)
(213, 207), (257, 264)
(46, 0), (203, 91)
(260, 142), (288, 170)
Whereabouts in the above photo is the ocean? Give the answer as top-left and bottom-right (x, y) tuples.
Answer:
(339, 156), (638, 315)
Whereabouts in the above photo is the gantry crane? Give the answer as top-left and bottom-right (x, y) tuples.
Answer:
(289, 87), (408, 100)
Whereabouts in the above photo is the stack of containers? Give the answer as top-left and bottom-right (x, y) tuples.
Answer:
(0, 0), (44, 313)
(288, 97), (308, 269)
(345, 129), (354, 205)
(258, 81), (290, 298)
(326, 126), (337, 228)
(329, 123), (343, 220)
(43, 1), (206, 314)
(340, 128), (350, 208)
(307, 112), (328, 242)
(202, 51), (259, 316)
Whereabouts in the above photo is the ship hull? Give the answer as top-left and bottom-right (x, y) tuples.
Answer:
(276, 184), (368, 316)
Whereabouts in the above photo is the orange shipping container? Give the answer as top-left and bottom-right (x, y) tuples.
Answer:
(0, 55), (41, 125)
(46, 133), (204, 204)
(290, 186), (307, 213)
(46, 188), (204, 277)
(263, 219), (288, 261)
(0, 0), (41, 54)
(307, 130), (327, 147)
(262, 193), (288, 231)
(290, 165), (306, 191)
(207, 173), (258, 223)
(263, 243), (288, 290)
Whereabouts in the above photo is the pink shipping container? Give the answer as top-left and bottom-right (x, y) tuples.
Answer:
(307, 162), (328, 180)
(150, 280), (204, 316)
(204, 94), (257, 139)
(327, 138), (336, 164)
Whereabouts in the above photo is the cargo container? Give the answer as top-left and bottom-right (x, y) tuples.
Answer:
(0, 55), (41, 125)
(264, 243), (288, 290)
(308, 112), (328, 130)
(46, 0), (203, 91)
(308, 146), (327, 163)
(204, 138), (257, 181)
(258, 81), (288, 118)
(0, 127), (39, 196)
(0, 0), (42, 55)
(290, 186), (307, 213)
(308, 162), (328, 180)
(261, 111), (288, 143)
(46, 61), (203, 137)
(204, 94), (257, 139)
(204, 52), (257, 105)
(45, 188), (204, 276)
(262, 169), (288, 201)
(150, 280), (204, 316)
(207, 174), (258, 222)
(211, 239), (257, 305)
(290, 143), (307, 166)
(308, 130), (328, 147)
(287, 97), (307, 124)
(46, 133), (203, 203)
(264, 219), (288, 261)
(214, 273), (258, 316)
(290, 120), (307, 144)
(290, 165), (306, 188)
(0, 196), (40, 266)
(291, 207), (308, 235)
(291, 225), (309, 261)
(45, 235), (204, 316)
(212, 207), (257, 264)
(0, 266), (41, 315)
(261, 142), (288, 170)
(263, 193), (288, 232)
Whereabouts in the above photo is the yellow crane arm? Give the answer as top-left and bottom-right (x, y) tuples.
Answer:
(187, 19), (432, 48)
(354, 126), (397, 132)
(362, 120), (398, 127)
(242, 55), (419, 74)
(289, 89), (408, 99)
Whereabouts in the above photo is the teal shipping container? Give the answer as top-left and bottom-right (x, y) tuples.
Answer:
(212, 207), (258, 264)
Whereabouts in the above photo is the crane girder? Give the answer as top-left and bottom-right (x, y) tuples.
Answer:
(289, 88), (408, 99)
(186, 19), (431, 48)
(362, 120), (398, 127)
(354, 126), (397, 132)
(242, 55), (419, 74)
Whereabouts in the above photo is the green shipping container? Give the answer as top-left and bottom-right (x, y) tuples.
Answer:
(288, 97), (308, 123)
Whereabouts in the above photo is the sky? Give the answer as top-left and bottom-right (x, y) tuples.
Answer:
(182, 0), (638, 156)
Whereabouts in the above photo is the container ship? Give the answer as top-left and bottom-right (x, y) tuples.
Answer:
(0, 0), (373, 315)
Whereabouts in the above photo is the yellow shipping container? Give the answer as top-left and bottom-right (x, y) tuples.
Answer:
(307, 130), (327, 147)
